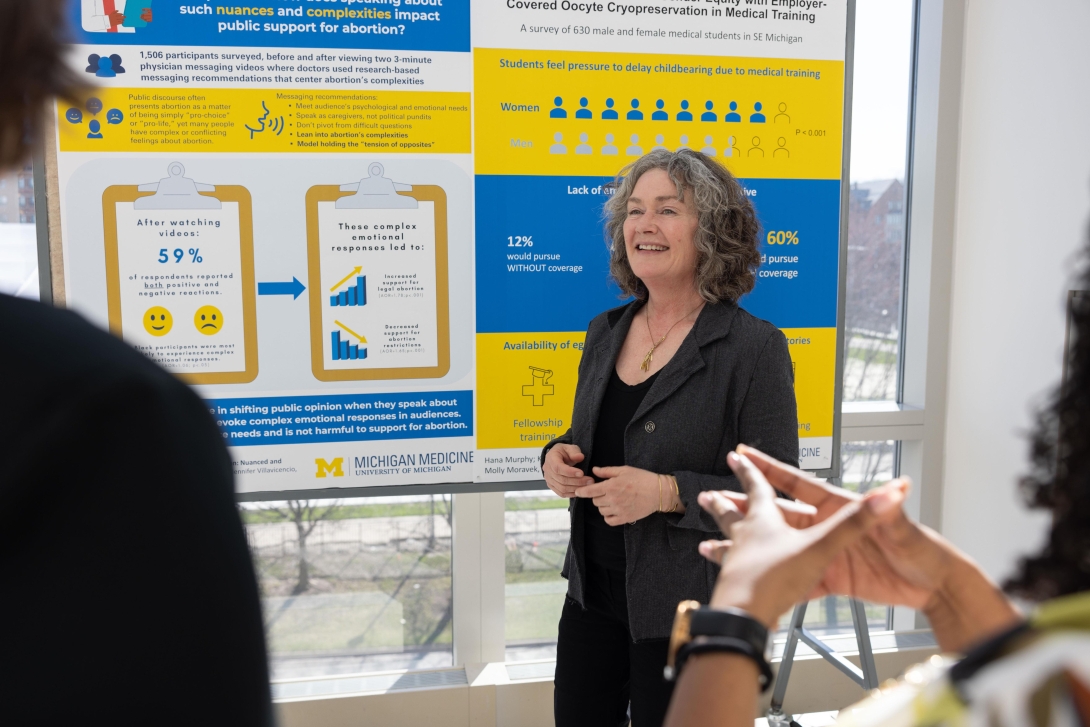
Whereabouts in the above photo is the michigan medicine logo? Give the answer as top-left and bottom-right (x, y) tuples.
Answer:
(315, 457), (345, 478)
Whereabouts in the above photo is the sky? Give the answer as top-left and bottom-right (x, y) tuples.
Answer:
(849, 0), (915, 183)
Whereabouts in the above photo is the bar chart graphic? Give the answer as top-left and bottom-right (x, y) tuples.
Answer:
(330, 272), (367, 307)
(331, 321), (369, 361)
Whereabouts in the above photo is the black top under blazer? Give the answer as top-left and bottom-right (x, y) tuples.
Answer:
(541, 299), (799, 641)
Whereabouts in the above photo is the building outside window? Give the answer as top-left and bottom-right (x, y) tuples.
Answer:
(0, 163), (38, 298)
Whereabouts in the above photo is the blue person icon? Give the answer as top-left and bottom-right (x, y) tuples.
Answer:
(550, 97), (567, 119)
(725, 101), (741, 122)
(677, 100), (693, 121)
(627, 99), (643, 120)
(652, 99), (668, 121)
(85, 54), (100, 73)
(602, 98), (619, 120)
(576, 97), (592, 119)
(701, 101), (717, 122)
(95, 56), (117, 78)
(86, 119), (103, 139)
(109, 54), (126, 73)
(750, 102), (766, 123)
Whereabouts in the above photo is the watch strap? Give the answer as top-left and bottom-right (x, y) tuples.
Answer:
(689, 606), (769, 656)
(664, 605), (774, 692)
(675, 636), (775, 692)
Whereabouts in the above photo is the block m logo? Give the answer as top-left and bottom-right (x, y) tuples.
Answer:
(315, 457), (344, 478)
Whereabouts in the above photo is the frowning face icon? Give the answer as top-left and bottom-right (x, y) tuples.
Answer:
(194, 305), (223, 335)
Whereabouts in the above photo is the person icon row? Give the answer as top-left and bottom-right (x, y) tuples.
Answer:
(548, 132), (791, 157)
(549, 97), (792, 123)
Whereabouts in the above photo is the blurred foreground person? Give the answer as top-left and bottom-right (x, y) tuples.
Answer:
(0, 1), (273, 723)
(661, 246), (1090, 727)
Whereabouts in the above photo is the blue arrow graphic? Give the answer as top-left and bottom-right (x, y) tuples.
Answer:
(258, 277), (306, 299)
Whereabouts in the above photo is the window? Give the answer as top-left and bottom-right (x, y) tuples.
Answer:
(0, 165), (38, 300)
(242, 495), (453, 680)
(843, 0), (916, 402)
(504, 490), (569, 662)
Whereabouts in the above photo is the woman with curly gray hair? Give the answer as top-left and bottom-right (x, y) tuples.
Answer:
(540, 149), (799, 726)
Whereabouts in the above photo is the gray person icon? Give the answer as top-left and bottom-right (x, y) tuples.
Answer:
(653, 134), (666, 150)
(576, 133), (592, 155)
(336, 162), (418, 209)
(135, 162), (221, 210)
(626, 134), (643, 156)
(602, 133), (618, 155)
(677, 135), (690, 150)
(774, 137), (790, 157)
(550, 132), (567, 154)
(701, 136), (716, 156)
(747, 136), (764, 157)
(728, 135), (740, 158)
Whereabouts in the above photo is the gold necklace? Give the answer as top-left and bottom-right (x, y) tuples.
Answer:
(641, 301), (704, 371)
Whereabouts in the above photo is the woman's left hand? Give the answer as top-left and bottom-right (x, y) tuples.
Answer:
(576, 466), (678, 525)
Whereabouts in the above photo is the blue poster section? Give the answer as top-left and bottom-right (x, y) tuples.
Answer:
(208, 390), (473, 446)
(475, 175), (841, 333)
(68, 0), (468, 52)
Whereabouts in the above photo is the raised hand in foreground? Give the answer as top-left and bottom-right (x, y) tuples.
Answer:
(665, 447), (1021, 727)
(700, 445), (1021, 654)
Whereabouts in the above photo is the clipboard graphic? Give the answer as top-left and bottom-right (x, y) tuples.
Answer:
(102, 163), (258, 385)
(306, 163), (450, 382)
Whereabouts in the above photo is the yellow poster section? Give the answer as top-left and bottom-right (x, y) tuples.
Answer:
(477, 332), (585, 450)
(475, 48), (842, 179)
(478, 326), (836, 450)
(58, 88), (470, 154)
(784, 327), (837, 440)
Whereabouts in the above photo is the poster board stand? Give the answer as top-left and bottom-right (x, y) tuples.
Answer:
(767, 597), (879, 725)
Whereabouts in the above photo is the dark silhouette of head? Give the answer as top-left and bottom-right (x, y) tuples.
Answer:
(0, 0), (84, 166)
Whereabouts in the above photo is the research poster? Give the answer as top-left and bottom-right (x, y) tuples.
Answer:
(57, 0), (476, 493)
(473, 0), (848, 474)
(55, 0), (847, 493)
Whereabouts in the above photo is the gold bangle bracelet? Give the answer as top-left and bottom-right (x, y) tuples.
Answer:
(670, 475), (680, 513)
(657, 473), (664, 513)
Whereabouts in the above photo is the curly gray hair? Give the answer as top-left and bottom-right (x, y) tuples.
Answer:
(604, 149), (761, 303)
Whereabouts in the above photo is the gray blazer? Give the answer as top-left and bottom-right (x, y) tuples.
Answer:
(541, 299), (799, 641)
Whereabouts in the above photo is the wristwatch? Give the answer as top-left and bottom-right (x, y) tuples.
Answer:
(664, 600), (774, 691)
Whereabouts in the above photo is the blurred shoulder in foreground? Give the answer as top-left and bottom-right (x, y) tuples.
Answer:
(0, 294), (273, 725)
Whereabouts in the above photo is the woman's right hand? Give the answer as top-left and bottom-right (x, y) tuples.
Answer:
(543, 443), (594, 498)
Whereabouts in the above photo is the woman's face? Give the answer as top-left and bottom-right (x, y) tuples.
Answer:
(623, 168), (701, 294)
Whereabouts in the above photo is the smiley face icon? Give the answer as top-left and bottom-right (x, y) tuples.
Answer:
(143, 306), (173, 336)
(194, 305), (223, 335)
